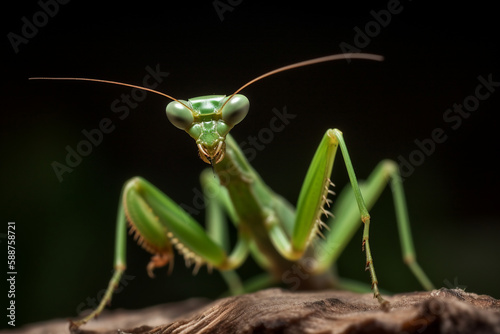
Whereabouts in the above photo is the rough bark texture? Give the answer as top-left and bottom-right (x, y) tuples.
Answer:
(6, 288), (500, 334)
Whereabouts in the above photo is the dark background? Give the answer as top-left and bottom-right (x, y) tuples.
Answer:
(2, 0), (499, 329)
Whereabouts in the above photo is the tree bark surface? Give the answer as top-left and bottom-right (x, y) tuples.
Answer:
(5, 288), (500, 334)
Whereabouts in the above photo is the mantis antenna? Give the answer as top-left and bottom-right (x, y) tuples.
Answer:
(220, 53), (384, 110)
(29, 53), (384, 112)
(28, 77), (194, 111)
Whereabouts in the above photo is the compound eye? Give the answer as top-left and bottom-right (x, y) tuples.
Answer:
(221, 95), (249, 127)
(166, 101), (194, 130)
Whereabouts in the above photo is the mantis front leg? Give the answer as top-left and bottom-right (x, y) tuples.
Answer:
(265, 129), (385, 302)
(70, 176), (250, 330)
(268, 129), (433, 304)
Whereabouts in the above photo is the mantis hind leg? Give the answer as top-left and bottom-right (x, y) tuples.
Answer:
(200, 168), (244, 295)
(315, 159), (435, 291)
(200, 169), (276, 295)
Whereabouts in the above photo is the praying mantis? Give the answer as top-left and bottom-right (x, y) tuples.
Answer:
(31, 53), (435, 330)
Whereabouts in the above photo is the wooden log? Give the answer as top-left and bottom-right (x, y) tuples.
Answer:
(5, 288), (500, 334)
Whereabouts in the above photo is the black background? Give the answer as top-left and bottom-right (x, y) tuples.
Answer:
(2, 0), (499, 329)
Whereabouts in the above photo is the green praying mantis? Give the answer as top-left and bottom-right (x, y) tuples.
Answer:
(31, 53), (435, 330)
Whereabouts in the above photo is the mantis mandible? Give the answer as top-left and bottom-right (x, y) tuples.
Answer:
(31, 53), (434, 330)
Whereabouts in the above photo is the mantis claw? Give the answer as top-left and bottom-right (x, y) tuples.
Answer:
(147, 252), (174, 278)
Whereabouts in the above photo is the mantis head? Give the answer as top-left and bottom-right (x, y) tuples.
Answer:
(30, 53), (383, 165)
(166, 95), (249, 164)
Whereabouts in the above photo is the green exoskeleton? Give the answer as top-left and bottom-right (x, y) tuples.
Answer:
(31, 53), (434, 330)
